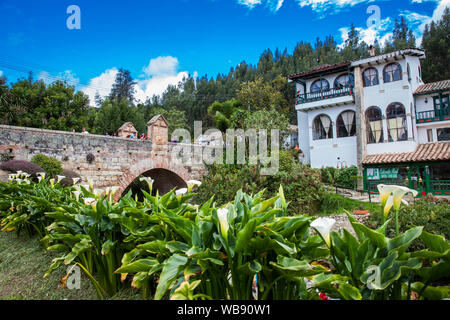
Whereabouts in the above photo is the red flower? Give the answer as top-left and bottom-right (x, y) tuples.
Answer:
(319, 293), (330, 300)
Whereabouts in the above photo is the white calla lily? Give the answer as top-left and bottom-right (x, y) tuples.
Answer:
(93, 189), (105, 197)
(84, 198), (98, 210)
(139, 177), (154, 190)
(384, 195), (394, 219)
(217, 208), (230, 239)
(187, 180), (202, 192)
(57, 175), (66, 183)
(87, 179), (94, 191)
(311, 218), (336, 248)
(175, 188), (188, 196)
(37, 172), (46, 178)
(37, 176), (43, 183)
(49, 179), (55, 188)
(377, 184), (398, 207)
(391, 186), (418, 211)
(72, 191), (82, 202)
(72, 177), (80, 185)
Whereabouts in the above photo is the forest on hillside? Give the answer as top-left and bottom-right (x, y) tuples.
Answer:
(0, 11), (449, 137)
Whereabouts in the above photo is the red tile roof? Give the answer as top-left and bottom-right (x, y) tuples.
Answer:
(414, 80), (450, 95)
(363, 142), (450, 165)
(288, 61), (351, 80)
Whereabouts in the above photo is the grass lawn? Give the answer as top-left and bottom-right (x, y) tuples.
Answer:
(318, 192), (381, 216)
(0, 231), (141, 300)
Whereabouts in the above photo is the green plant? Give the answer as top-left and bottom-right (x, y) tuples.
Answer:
(320, 166), (358, 190)
(31, 154), (63, 176)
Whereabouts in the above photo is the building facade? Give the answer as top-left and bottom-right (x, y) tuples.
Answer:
(288, 49), (450, 195)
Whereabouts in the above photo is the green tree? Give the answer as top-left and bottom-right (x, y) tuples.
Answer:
(421, 7), (450, 82)
(109, 68), (137, 104)
(208, 99), (243, 132)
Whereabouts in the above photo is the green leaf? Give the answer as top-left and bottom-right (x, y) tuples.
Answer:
(387, 227), (423, 255)
(101, 240), (117, 255)
(420, 231), (450, 254)
(338, 283), (362, 300)
(115, 259), (159, 274)
(235, 218), (257, 253)
(154, 254), (188, 300)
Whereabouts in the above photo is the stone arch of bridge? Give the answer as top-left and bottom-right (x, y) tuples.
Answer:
(116, 158), (191, 200)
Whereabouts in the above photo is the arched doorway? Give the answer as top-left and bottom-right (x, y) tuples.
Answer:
(121, 168), (188, 200)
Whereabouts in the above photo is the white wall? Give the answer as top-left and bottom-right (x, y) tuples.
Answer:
(307, 105), (358, 168)
(417, 121), (450, 144)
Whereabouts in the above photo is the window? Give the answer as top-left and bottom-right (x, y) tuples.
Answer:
(334, 74), (354, 89)
(427, 129), (433, 143)
(437, 128), (450, 141)
(311, 79), (330, 93)
(383, 63), (402, 83)
(313, 114), (333, 140)
(337, 110), (356, 137)
(386, 102), (407, 142)
(433, 95), (449, 114)
(366, 107), (384, 144)
(407, 63), (411, 83)
(363, 68), (379, 87)
(418, 66), (422, 79)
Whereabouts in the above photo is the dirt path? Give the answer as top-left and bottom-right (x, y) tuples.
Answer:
(328, 213), (370, 237)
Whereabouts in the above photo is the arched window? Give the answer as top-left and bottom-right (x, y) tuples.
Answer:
(334, 74), (354, 89)
(337, 110), (356, 138)
(383, 63), (402, 83)
(366, 107), (384, 144)
(386, 103), (407, 142)
(363, 68), (379, 87)
(313, 114), (333, 140)
(311, 79), (330, 93)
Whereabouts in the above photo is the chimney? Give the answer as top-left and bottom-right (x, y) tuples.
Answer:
(369, 45), (375, 57)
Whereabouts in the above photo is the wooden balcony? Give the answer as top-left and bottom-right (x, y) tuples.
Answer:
(417, 108), (450, 124)
(296, 86), (354, 105)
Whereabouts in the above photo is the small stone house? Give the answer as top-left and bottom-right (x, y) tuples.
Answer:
(147, 115), (169, 145)
(117, 122), (138, 139)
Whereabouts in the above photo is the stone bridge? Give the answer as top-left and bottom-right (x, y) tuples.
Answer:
(0, 116), (208, 198)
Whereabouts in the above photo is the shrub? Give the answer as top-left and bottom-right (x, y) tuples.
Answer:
(59, 169), (82, 187)
(0, 160), (44, 177)
(31, 154), (63, 176)
(320, 166), (359, 189)
(0, 151), (14, 163)
(319, 191), (380, 215)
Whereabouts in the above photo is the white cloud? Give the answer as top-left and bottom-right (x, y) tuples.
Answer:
(83, 56), (192, 107)
(82, 68), (119, 107)
(238, 0), (285, 12)
(338, 17), (393, 48)
(296, 0), (375, 16)
(0, 70), (3, 77)
(402, 0), (450, 44)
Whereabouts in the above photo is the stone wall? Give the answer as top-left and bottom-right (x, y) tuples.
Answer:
(0, 125), (208, 197)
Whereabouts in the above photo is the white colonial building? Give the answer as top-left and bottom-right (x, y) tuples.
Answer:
(288, 48), (450, 195)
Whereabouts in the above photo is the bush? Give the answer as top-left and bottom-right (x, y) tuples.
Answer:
(195, 151), (324, 216)
(31, 154), (63, 176)
(368, 195), (450, 250)
(59, 169), (82, 187)
(320, 166), (359, 189)
(0, 160), (44, 177)
(0, 151), (14, 163)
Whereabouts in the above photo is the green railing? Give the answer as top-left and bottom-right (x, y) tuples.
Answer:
(416, 108), (450, 124)
(430, 180), (450, 196)
(366, 180), (408, 194)
(296, 86), (353, 105)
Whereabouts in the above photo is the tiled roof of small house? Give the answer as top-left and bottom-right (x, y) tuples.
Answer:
(363, 142), (450, 165)
(288, 61), (351, 80)
(117, 122), (136, 132)
(147, 114), (168, 126)
(414, 79), (450, 95)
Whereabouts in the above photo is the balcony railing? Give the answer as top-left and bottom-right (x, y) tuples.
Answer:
(417, 108), (450, 124)
(296, 86), (354, 105)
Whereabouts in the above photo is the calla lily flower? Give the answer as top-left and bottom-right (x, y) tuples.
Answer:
(72, 177), (80, 185)
(377, 184), (398, 207)
(392, 186), (418, 211)
(84, 198), (97, 210)
(384, 195), (394, 219)
(175, 188), (188, 197)
(139, 177), (154, 190)
(187, 180), (202, 192)
(72, 191), (82, 202)
(311, 217), (336, 248)
(37, 176), (43, 183)
(16, 178), (23, 184)
(16, 171), (24, 177)
(24, 179), (31, 185)
(80, 185), (90, 191)
(57, 175), (66, 183)
(217, 208), (230, 239)
(87, 179), (94, 191)
(49, 179), (55, 188)
(37, 172), (46, 178)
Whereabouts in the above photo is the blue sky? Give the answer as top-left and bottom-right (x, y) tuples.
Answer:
(0, 0), (448, 105)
